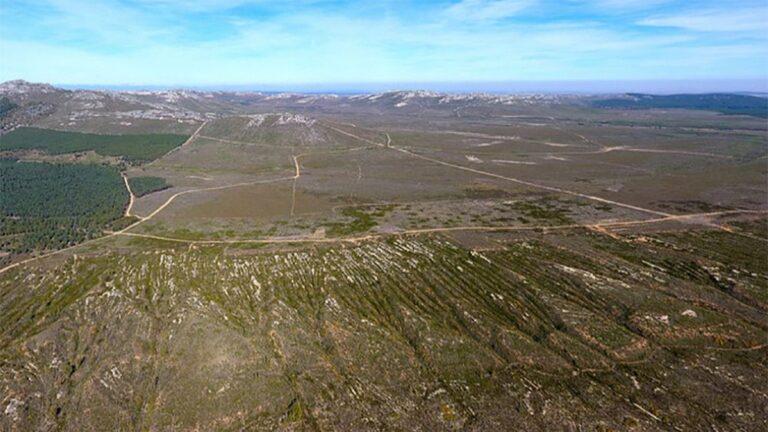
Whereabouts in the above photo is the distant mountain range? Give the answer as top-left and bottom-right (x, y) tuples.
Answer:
(1, 80), (766, 125)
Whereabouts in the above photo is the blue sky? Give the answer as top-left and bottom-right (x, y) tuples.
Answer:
(0, 1), (766, 90)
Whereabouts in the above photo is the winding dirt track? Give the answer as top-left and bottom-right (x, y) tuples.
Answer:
(323, 123), (766, 239)
(126, 142), (370, 226)
(0, 175), (298, 275)
(325, 124), (671, 217)
(387, 129), (729, 159)
(0, 121), (764, 276)
(0, 139), (374, 274)
(121, 173), (137, 218)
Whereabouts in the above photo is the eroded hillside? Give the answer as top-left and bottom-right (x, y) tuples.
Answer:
(1, 227), (766, 431)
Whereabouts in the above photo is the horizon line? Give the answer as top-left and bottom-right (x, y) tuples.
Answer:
(5, 78), (767, 95)
(56, 79), (768, 96)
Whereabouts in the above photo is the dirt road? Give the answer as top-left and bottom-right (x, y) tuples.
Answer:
(0, 138), (379, 274)
(145, 120), (209, 168)
(0, 122), (761, 275)
(104, 209), (768, 245)
(324, 123), (671, 217)
(0, 175), (296, 275)
(121, 172), (137, 218)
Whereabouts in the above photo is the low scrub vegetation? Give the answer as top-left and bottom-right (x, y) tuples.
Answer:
(325, 206), (393, 236)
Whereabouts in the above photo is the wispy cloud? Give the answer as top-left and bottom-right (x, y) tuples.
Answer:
(444, 0), (536, 22)
(639, 6), (768, 32)
(584, 0), (673, 10)
(0, 0), (765, 85)
(132, 0), (323, 13)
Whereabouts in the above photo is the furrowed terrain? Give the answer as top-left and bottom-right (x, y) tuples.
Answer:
(0, 81), (766, 431)
(2, 228), (766, 431)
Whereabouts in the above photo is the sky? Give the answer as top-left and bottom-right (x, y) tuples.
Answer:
(1, 0), (767, 91)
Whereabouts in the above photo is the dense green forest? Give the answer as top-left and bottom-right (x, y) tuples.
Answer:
(592, 93), (768, 118)
(0, 159), (128, 257)
(128, 176), (171, 197)
(0, 97), (17, 118)
(0, 127), (188, 163)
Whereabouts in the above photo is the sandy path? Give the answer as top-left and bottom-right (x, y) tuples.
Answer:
(121, 172), (137, 218)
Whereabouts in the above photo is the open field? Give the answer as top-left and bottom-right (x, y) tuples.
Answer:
(0, 82), (766, 430)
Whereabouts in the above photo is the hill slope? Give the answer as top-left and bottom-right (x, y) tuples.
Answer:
(1, 230), (765, 430)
